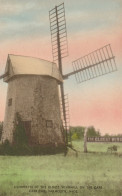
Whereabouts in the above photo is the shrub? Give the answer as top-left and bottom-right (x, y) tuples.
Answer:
(71, 132), (79, 140)
(0, 139), (12, 155)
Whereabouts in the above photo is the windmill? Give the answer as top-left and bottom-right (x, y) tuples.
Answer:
(49, 2), (117, 144)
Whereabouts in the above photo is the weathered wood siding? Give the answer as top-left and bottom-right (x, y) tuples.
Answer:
(2, 75), (65, 148)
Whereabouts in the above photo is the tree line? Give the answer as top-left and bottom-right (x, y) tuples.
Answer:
(68, 126), (122, 141)
(69, 126), (101, 140)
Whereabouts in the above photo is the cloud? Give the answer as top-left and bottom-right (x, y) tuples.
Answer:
(66, 4), (121, 35)
(0, 22), (48, 41)
(0, 1), (35, 16)
(0, 0), (121, 42)
(0, 1), (51, 42)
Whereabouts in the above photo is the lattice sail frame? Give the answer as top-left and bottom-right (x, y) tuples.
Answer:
(60, 94), (70, 131)
(49, 3), (68, 62)
(64, 44), (117, 83)
(49, 3), (69, 144)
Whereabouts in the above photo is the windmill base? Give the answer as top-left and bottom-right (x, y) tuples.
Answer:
(0, 140), (67, 155)
(30, 143), (67, 155)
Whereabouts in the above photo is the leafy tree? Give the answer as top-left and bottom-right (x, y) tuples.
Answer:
(69, 126), (101, 140)
(103, 133), (110, 137)
(87, 126), (101, 137)
(70, 126), (85, 140)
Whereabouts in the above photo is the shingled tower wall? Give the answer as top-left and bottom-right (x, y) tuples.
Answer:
(2, 55), (65, 151)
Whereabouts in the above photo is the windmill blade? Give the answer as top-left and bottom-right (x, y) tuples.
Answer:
(63, 44), (117, 83)
(49, 3), (69, 144)
(60, 94), (70, 131)
(60, 94), (72, 144)
(49, 2), (68, 63)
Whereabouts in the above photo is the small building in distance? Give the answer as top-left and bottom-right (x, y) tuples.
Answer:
(2, 54), (65, 151)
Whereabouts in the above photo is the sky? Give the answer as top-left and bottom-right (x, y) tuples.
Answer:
(0, 0), (122, 135)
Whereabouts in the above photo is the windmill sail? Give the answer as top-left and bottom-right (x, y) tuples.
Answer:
(63, 44), (117, 83)
(60, 94), (70, 130)
(49, 3), (69, 144)
(49, 3), (68, 62)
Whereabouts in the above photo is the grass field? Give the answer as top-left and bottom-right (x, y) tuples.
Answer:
(0, 141), (122, 196)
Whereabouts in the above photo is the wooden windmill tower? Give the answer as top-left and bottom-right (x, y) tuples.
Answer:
(49, 2), (117, 144)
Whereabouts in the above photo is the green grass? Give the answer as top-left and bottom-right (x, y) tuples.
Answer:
(73, 140), (122, 153)
(0, 141), (122, 196)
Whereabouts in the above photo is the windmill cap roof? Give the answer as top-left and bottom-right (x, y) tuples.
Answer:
(4, 54), (63, 83)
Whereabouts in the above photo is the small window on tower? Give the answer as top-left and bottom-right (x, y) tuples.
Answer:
(8, 98), (12, 106)
(46, 120), (53, 128)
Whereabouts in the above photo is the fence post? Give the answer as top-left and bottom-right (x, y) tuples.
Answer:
(84, 127), (87, 153)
